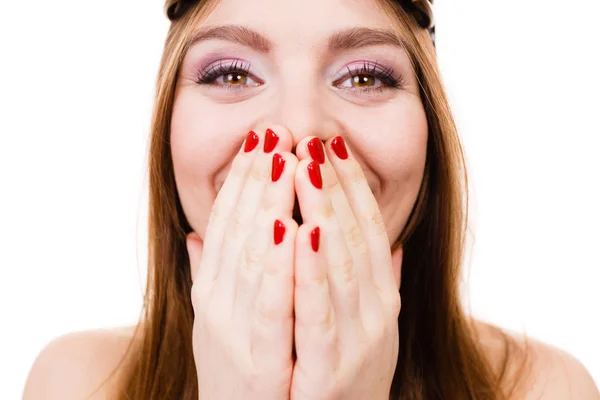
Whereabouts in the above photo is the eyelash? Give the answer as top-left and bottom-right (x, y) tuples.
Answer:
(196, 59), (254, 89)
(195, 59), (406, 94)
(339, 62), (406, 93)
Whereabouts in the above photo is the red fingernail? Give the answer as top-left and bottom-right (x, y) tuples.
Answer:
(307, 161), (322, 189)
(244, 130), (259, 152)
(311, 227), (320, 252)
(331, 136), (348, 160)
(274, 219), (286, 245)
(244, 131), (258, 153)
(272, 153), (285, 182)
(307, 138), (325, 164)
(264, 128), (279, 153)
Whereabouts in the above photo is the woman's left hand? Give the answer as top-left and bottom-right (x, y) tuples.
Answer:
(290, 136), (404, 400)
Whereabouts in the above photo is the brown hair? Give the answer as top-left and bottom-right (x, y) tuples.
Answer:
(97, 0), (532, 398)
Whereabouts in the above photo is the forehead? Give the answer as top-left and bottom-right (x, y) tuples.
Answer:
(200, 0), (396, 39)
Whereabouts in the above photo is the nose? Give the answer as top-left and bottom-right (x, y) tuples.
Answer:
(268, 76), (342, 153)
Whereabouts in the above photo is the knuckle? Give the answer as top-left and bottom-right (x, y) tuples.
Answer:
(230, 154), (248, 177)
(304, 304), (333, 328)
(228, 209), (247, 239)
(318, 201), (335, 220)
(263, 260), (282, 277)
(390, 292), (402, 317)
(256, 295), (287, 321)
(237, 260), (259, 294)
(242, 243), (262, 271)
(298, 268), (328, 289)
(368, 210), (386, 235)
(235, 271), (252, 299)
(347, 163), (364, 184)
(344, 280), (360, 309)
(209, 200), (223, 222)
(261, 195), (278, 215)
(331, 256), (355, 284)
(322, 173), (340, 191)
(343, 224), (364, 249)
(249, 158), (269, 182)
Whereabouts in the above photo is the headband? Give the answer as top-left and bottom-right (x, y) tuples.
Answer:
(165, 0), (436, 45)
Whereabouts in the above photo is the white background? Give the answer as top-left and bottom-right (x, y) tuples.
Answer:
(1, 0), (598, 398)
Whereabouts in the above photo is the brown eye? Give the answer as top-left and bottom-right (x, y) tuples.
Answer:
(352, 74), (376, 88)
(222, 73), (248, 85)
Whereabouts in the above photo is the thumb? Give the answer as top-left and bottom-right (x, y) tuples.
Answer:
(391, 245), (403, 291)
(186, 231), (204, 283)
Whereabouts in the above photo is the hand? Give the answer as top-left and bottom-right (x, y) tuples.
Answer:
(186, 128), (298, 399)
(290, 136), (403, 400)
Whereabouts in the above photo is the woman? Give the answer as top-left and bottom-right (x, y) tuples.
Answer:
(23, 0), (600, 398)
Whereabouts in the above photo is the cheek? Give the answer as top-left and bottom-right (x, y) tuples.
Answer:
(171, 92), (247, 174)
(344, 98), (428, 238)
(170, 90), (253, 233)
(349, 98), (428, 183)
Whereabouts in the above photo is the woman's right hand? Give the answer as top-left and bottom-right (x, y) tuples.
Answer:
(186, 127), (298, 400)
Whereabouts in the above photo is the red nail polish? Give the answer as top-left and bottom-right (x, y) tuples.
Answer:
(307, 138), (325, 164)
(311, 227), (320, 252)
(272, 153), (285, 182)
(244, 131), (259, 152)
(331, 136), (348, 160)
(274, 219), (286, 245)
(264, 128), (279, 153)
(307, 161), (322, 189)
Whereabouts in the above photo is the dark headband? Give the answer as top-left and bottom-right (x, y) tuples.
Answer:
(165, 0), (436, 46)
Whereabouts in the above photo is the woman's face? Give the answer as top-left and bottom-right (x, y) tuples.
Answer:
(171, 0), (428, 245)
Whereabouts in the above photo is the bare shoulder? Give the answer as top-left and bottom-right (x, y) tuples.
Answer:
(473, 319), (600, 399)
(23, 325), (138, 400)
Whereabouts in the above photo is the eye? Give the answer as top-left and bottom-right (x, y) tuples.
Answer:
(334, 61), (406, 94)
(195, 59), (261, 91)
(348, 75), (377, 88)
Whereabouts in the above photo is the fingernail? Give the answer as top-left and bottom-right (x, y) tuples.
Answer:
(311, 227), (320, 252)
(274, 219), (286, 245)
(272, 153), (285, 182)
(331, 136), (348, 160)
(307, 161), (322, 189)
(244, 130), (259, 152)
(307, 138), (325, 164)
(264, 128), (279, 153)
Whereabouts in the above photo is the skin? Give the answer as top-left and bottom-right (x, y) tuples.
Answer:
(20, 0), (600, 398)
(171, 0), (426, 397)
(171, 0), (428, 244)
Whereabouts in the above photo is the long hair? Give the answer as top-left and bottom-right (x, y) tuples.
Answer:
(97, 0), (531, 398)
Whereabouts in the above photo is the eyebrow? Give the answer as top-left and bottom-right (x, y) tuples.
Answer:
(187, 24), (405, 53)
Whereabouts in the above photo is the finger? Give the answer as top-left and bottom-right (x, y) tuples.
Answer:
(260, 125), (296, 220)
(197, 130), (261, 286)
(215, 128), (294, 313)
(232, 213), (272, 326)
(215, 130), (279, 310)
(390, 245), (403, 318)
(186, 231), (204, 284)
(263, 151), (298, 221)
(293, 222), (338, 375)
(251, 217), (297, 371)
(391, 244), (403, 291)
(297, 136), (374, 298)
(295, 158), (362, 337)
(233, 151), (298, 315)
(325, 136), (396, 295)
